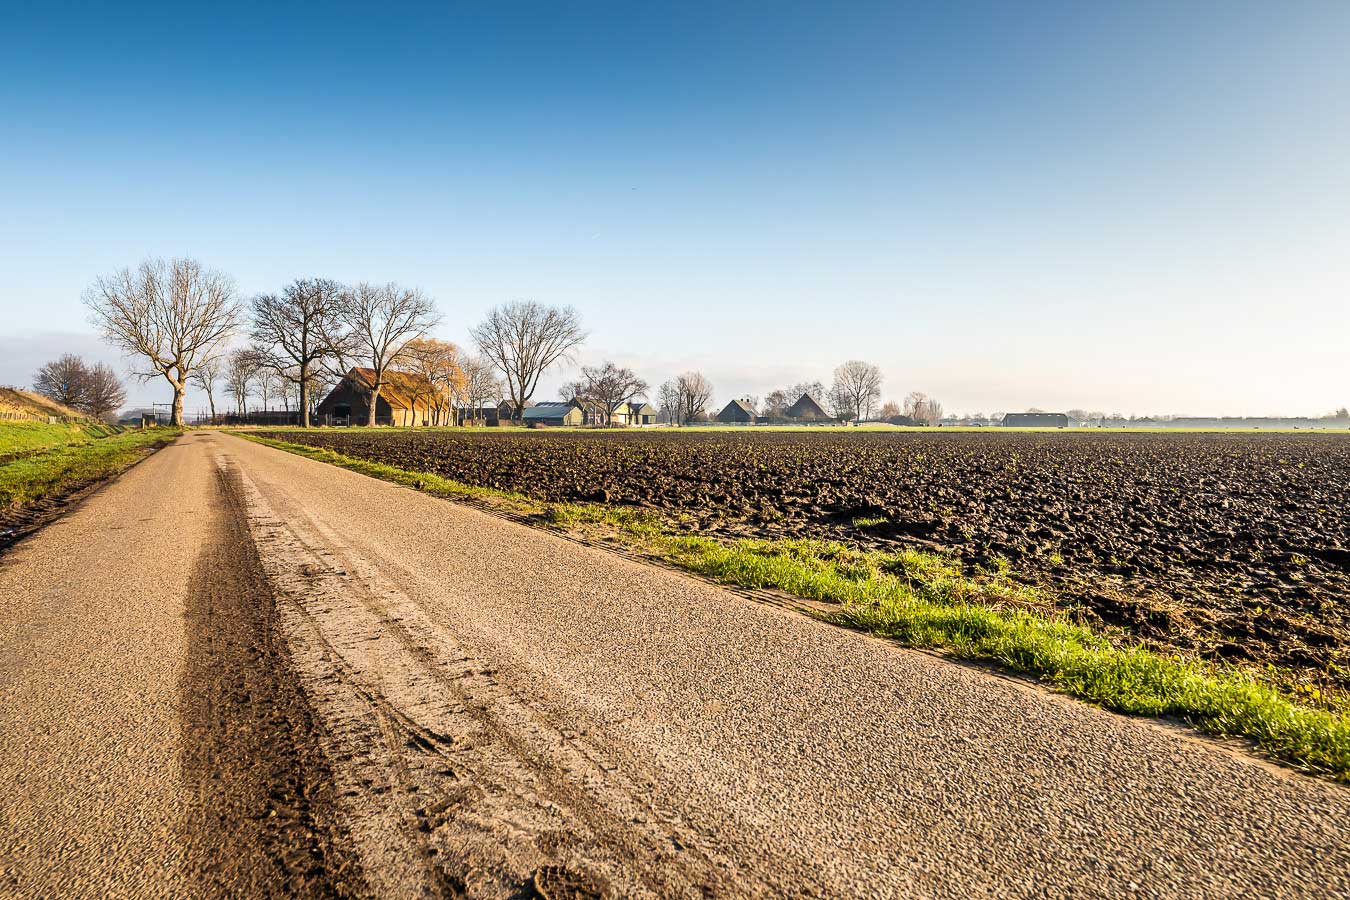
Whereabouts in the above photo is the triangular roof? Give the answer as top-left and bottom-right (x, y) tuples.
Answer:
(346, 367), (436, 409)
(719, 398), (756, 419)
(786, 393), (830, 419)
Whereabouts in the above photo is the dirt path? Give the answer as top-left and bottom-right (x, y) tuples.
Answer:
(3, 430), (1349, 898)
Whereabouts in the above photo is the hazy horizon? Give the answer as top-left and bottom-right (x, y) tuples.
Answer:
(3, 2), (1348, 417)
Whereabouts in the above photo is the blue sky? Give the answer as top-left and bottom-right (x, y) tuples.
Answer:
(2, 1), (1348, 416)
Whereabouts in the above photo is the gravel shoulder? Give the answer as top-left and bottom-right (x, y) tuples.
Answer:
(212, 431), (1350, 899)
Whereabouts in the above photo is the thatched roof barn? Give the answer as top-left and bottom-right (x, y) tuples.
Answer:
(315, 367), (437, 426)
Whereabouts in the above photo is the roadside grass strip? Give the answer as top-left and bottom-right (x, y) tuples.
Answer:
(0, 427), (178, 509)
(0, 421), (124, 460)
(239, 433), (1350, 780)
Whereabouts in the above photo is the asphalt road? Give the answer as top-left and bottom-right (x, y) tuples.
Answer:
(2, 430), (1348, 898)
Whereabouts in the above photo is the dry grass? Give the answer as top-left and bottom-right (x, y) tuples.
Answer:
(0, 387), (87, 420)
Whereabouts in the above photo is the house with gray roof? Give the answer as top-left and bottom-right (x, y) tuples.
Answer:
(716, 398), (757, 424)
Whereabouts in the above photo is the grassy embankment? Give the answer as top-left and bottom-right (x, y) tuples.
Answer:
(0, 422), (178, 511)
(238, 432), (1350, 780)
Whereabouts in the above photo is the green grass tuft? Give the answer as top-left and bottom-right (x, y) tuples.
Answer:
(660, 536), (1350, 778)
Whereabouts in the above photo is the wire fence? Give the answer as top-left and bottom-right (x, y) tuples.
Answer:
(0, 409), (91, 424)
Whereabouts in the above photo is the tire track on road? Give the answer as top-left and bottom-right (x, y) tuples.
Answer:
(216, 448), (740, 899)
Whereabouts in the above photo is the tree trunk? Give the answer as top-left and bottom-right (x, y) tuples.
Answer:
(368, 384), (380, 426)
(171, 383), (185, 427)
(300, 363), (311, 428)
(206, 391), (216, 421)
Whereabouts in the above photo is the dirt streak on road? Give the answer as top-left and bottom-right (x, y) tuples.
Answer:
(208, 430), (1350, 899)
(0, 437), (366, 899)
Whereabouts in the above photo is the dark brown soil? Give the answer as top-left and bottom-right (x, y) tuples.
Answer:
(177, 461), (370, 898)
(255, 429), (1350, 693)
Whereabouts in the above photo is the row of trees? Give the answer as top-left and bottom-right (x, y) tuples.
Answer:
(80, 256), (949, 429)
(31, 354), (127, 421)
(83, 257), (593, 427)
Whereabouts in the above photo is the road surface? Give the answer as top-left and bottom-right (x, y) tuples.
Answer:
(1, 430), (1347, 898)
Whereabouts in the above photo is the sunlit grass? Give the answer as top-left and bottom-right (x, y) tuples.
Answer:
(0, 425), (177, 509)
(0, 421), (123, 458)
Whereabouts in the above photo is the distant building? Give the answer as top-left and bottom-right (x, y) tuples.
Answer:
(524, 400), (586, 427)
(495, 398), (542, 422)
(785, 393), (831, 421)
(716, 398), (757, 424)
(1002, 412), (1069, 428)
(513, 397), (660, 427)
(457, 405), (501, 426)
(315, 368), (436, 426)
(621, 401), (659, 425)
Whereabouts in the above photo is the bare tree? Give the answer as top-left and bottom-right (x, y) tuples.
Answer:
(827, 382), (852, 422)
(657, 379), (682, 424)
(904, 391), (944, 426)
(461, 356), (500, 425)
(83, 257), (241, 426)
(82, 363), (126, 421)
(255, 367), (280, 414)
(32, 355), (125, 420)
(831, 360), (883, 423)
(471, 301), (585, 422)
(32, 354), (90, 410)
(566, 361), (648, 426)
(339, 282), (439, 426)
(189, 355), (223, 421)
(879, 400), (901, 419)
(250, 278), (346, 427)
(226, 348), (260, 417)
(675, 371), (714, 425)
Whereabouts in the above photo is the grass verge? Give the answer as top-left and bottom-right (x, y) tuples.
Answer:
(0, 421), (126, 460)
(0, 426), (179, 510)
(236, 432), (1350, 780)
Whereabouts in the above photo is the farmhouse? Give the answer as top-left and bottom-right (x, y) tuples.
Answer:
(717, 398), (756, 424)
(785, 393), (831, 421)
(621, 401), (659, 425)
(457, 404), (501, 426)
(520, 397), (659, 427)
(497, 398), (534, 421)
(315, 367), (437, 426)
(1002, 412), (1069, 428)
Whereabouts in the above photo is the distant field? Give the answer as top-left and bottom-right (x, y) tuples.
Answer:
(253, 427), (1350, 694)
